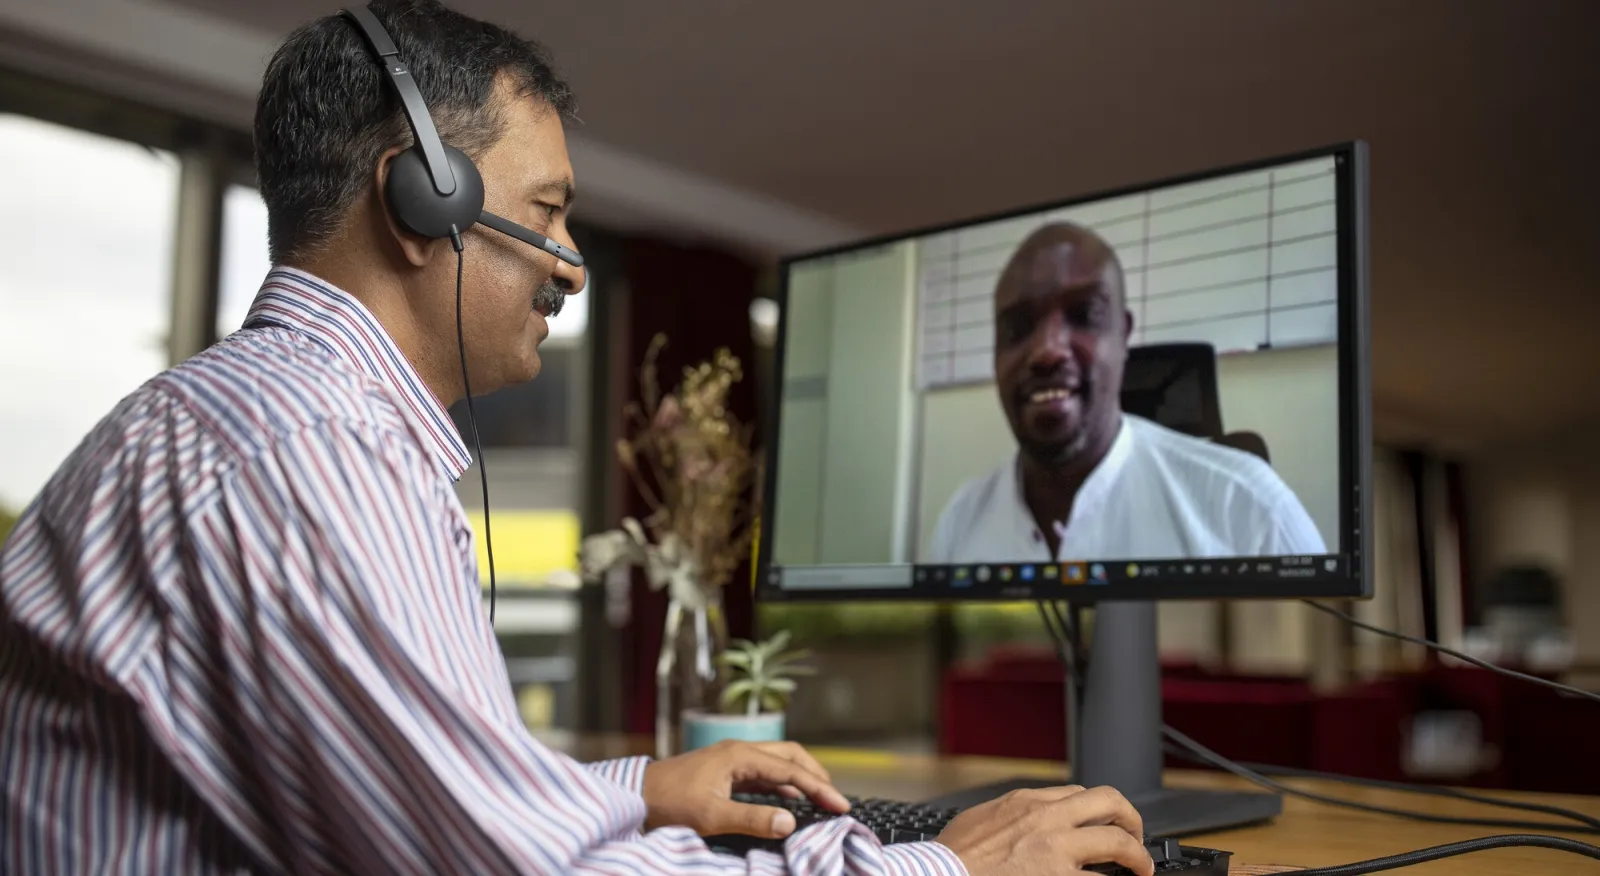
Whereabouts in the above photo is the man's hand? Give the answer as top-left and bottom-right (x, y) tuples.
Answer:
(640, 740), (851, 839)
(936, 785), (1154, 876)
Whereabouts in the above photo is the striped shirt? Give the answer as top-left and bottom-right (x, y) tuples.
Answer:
(0, 267), (966, 876)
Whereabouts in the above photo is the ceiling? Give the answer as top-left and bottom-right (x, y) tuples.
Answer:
(17, 0), (1600, 452)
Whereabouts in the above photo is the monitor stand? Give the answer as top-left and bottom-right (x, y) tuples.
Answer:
(919, 601), (1282, 838)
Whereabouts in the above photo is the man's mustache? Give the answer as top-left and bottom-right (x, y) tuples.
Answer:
(532, 281), (565, 319)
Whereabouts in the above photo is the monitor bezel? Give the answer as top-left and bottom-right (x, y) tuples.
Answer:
(754, 140), (1372, 604)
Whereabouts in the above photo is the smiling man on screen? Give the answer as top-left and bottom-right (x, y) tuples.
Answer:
(923, 222), (1326, 565)
(0, 3), (1156, 875)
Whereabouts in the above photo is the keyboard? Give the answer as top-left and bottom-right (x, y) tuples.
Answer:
(706, 793), (1232, 875)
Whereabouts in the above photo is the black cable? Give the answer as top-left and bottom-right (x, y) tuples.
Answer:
(1043, 601), (1081, 677)
(1037, 601), (1084, 782)
(1054, 601), (1090, 779)
(1301, 599), (1600, 705)
(1160, 740), (1600, 834)
(1180, 754), (1600, 831)
(1287, 834), (1600, 876)
(1034, 606), (1600, 834)
(1036, 601), (1073, 672)
(450, 229), (496, 624)
(1067, 603), (1087, 672)
(1161, 725), (1600, 835)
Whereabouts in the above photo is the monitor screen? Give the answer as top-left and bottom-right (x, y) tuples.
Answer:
(756, 142), (1370, 602)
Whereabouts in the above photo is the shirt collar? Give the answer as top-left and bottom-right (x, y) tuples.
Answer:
(242, 266), (473, 481)
(1067, 413), (1134, 522)
(1008, 413), (1136, 535)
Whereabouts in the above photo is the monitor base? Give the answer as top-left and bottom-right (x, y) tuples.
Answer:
(921, 778), (1282, 838)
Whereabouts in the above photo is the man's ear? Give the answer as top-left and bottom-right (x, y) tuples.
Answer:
(1123, 308), (1136, 340)
(373, 146), (441, 268)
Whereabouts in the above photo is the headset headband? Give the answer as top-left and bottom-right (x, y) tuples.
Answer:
(340, 5), (457, 198)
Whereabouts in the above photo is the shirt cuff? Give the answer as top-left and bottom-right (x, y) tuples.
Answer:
(884, 841), (970, 876)
(583, 755), (652, 797)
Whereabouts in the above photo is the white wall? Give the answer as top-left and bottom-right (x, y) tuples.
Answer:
(769, 260), (832, 566)
(1217, 344), (1342, 551)
(770, 242), (920, 565)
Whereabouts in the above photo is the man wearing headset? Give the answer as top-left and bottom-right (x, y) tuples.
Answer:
(0, 2), (1151, 875)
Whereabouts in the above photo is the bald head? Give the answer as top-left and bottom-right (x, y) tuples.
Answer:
(992, 221), (1133, 472)
(995, 222), (1126, 315)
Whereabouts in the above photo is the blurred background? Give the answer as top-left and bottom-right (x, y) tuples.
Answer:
(2, 0), (1597, 793)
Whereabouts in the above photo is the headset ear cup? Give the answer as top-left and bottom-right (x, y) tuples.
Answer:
(385, 144), (487, 240)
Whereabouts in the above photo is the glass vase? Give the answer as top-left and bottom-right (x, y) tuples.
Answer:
(655, 588), (729, 759)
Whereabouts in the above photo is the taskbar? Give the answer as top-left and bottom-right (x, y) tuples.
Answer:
(764, 554), (1348, 598)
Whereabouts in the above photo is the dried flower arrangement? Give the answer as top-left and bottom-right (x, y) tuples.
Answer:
(578, 333), (763, 609)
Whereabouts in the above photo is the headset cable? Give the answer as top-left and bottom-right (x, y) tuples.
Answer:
(451, 228), (496, 624)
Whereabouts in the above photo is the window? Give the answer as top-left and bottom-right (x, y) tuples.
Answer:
(544, 271), (589, 341)
(216, 183), (272, 338)
(0, 113), (180, 512)
(916, 156), (1339, 390)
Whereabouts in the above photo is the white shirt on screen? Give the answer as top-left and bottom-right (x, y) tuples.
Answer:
(922, 413), (1327, 563)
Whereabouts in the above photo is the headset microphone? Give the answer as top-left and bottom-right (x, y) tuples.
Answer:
(342, 3), (585, 625)
(476, 210), (583, 266)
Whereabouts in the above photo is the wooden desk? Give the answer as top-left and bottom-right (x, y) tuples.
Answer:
(550, 733), (1600, 875)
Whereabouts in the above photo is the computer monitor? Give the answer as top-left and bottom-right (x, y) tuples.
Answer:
(754, 141), (1372, 836)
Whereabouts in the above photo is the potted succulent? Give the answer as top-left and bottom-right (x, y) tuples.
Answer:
(682, 629), (816, 749)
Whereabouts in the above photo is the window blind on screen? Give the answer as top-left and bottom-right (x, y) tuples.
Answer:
(916, 156), (1339, 390)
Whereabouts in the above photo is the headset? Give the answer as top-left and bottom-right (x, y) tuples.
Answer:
(339, 4), (584, 267)
(340, 3), (585, 622)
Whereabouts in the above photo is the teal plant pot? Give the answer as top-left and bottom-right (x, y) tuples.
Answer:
(681, 709), (786, 751)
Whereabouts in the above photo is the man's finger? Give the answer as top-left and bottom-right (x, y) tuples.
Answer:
(753, 741), (833, 785)
(1061, 825), (1154, 876)
(731, 780), (805, 800)
(700, 798), (799, 839)
(1007, 784), (1088, 804)
(1052, 786), (1144, 840)
(730, 750), (851, 813)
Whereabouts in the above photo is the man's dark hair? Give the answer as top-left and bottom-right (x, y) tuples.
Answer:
(254, 0), (577, 264)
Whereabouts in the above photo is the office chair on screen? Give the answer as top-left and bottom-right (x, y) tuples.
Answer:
(1120, 342), (1272, 464)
